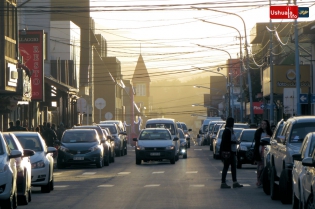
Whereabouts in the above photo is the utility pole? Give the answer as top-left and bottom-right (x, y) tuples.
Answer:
(236, 36), (244, 122)
(269, 0), (274, 125)
(294, 0), (301, 115)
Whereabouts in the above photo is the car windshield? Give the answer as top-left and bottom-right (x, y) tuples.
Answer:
(208, 124), (215, 133)
(74, 126), (103, 139)
(0, 136), (4, 155)
(176, 123), (182, 129)
(181, 123), (187, 130)
(240, 131), (256, 142)
(214, 124), (221, 132)
(290, 122), (315, 143)
(62, 131), (98, 143)
(178, 129), (185, 138)
(146, 123), (176, 135)
(139, 130), (171, 140)
(234, 124), (249, 129)
(3, 134), (18, 150)
(202, 125), (208, 132)
(99, 125), (117, 134)
(218, 129), (243, 139)
(15, 135), (43, 152)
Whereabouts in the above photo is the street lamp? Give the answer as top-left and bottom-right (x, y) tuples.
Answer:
(192, 6), (254, 124)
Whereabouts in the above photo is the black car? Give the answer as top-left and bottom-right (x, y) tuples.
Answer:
(236, 129), (256, 168)
(57, 129), (105, 168)
(178, 128), (187, 159)
(72, 125), (112, 166)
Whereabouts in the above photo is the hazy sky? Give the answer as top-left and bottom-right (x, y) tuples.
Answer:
(90, 0), (315, 81)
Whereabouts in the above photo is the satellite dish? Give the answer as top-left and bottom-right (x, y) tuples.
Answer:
(95, 98), (106, 110)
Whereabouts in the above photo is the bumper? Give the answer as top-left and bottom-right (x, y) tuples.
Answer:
(237, 150), (254, 164)
(0, 171), (13, 200)
(58, 149), (102, 166)
(136, 150), (175, 160)
(31, 166), (50, 186)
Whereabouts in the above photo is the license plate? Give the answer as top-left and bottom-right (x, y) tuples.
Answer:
(150, 152), (160, 156)
(73, 157), (84, 160)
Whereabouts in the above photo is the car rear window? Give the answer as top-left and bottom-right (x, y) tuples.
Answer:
(140, 130), (171, 140)
(73, 126), (103, 138)
(146, 123), (175, 135)
(290, 122), (315, 143)
(62, 130), (98, 143)
(14, 135), (43, 152)
(178, 129), (185, 138)
(240, 131), (256, 142)
(181, 123), (187, 130)
(3, 134), (18, 150)
(99, 125), (117, 134)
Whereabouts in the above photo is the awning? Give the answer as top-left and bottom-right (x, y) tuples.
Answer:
(45, 76), (79, 93)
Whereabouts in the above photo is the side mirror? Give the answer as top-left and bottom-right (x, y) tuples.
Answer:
(133, 138), (138, 141)
(47, 147), (57, 154)
(107, 135), (112, 140)
(199, 130), (202, 134)
(173, 137), (179, 141)
(9, 150), (22, 159)
(188, 129), (192, 132)
(260, 137), (271, 146)
(119, 131), (127, 135)
(292, 153), (302, 161)
(214, 132), (217, 135)
(23, 149), (35, 157)
(302, 157), (315, 166)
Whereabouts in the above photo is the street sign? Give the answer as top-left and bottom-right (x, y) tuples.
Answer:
(311, 94), (315, 104)
(95, 98), (106, 110)
(300, 94), (308, 104)
(260, 104), (265, 109)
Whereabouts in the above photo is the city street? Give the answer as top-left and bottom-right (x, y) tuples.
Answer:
(21, 144), (290, 209)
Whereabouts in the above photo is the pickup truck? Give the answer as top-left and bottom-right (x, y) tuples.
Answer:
(268, 116), (315, 204)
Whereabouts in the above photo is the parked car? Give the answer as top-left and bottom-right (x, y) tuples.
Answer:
(101, 129), (115, 163)
(208, 121), (225, 150)
(98, 123), (127, 157)
(268, 116), (315, 204)
(3, 133), (34, 205)
(178, 128), (187, 159)
(0, 132), (22, 208)
(133, 128), (179, 164)
(262, 119), (285, 195)
(212, 128), (243, 159)
(57, 129), (105, 168)
(292, 132), (315, 208)
(177, 122), (192, 148)
(73, 125), (112, 165)
(209, 122), (225, 148)
(236, 129), (256, 168)
(145, 118), (180, 161)
(12, 132), (55, 193)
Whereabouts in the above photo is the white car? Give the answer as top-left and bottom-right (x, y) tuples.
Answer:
(0, 132), (22, 209)
(3, 133), (34, 205)
(12, 132), (56, 193)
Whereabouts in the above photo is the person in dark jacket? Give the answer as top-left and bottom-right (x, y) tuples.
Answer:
(42, 122), (57, 147)
(7, 121), (15, 131)
(220, 117), (243, 189)
(253, 119), (273, 187)
(15, 120), (27, 131)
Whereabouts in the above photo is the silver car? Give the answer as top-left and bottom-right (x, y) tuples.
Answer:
(3, 133), (34, 205)
(12, 132), (56, 193)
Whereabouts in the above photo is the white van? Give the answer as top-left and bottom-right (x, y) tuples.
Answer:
(145, 118), (180, 161)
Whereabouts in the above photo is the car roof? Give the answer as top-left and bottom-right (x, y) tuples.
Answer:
(146, 118), (175, 123)
(9, 132), (39, 136)
(286, 116), (315, 123)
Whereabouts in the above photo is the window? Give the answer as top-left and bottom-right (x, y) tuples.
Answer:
(136, 84), (146, 96)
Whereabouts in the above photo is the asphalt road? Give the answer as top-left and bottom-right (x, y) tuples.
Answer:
(20, 144), (291, 209)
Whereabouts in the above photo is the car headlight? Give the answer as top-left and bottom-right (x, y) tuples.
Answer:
(59, 146), (69, 152)
(89, 145), (100, 152)
(185, 134), (189, 137)
(166, 145), (175, 150)
(32, 160), (45, 169)
(136, 146), (145, 150)
(240, 146), (248, 151)
(0, 164), (8, 173)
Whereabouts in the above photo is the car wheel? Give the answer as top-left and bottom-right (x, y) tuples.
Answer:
(18, 171), (29, 205)
(210, 142), (213, 151)
(175, 153), (179, 161)
(237, 158), (242, 169)
(183, 152), (187, 159)
(120, 147), (124, 156)
(104, 151), (110, 166)
(306, 194), (315, 209)
(41, 179), (51, 193)
(2, 184), (16, 209)
(28, 189), (31, 202)
(57, 158), (66, 169)
(136, 158), (141, 165)
(96, 156), (103, 168)
(292, 190), (300, 209)
(170, 157), (175, 164)
(187, 142), (190, 148)
(270, 166), (279, 200)
(279, 169), (292, 204)
(262, 165), (271, 195)
(124, 144), (127, 155)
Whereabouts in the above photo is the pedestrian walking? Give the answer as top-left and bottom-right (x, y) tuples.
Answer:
(56, 123), (66, 141)
(42, 122), (57, 147)
(7, 121), (16, 131)
(220, 117), (243, 189)
(253, 119), (273, 187)
(14, 120), (27, 131)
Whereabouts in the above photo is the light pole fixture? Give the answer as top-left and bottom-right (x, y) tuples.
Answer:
(192, 6), (254, 123)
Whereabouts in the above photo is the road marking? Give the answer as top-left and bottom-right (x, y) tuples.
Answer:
(186, 171), (198, 174)
(220, 171), (231, 173)
(190, 184), (205, 187)
(53, 173), (62, 176)
(118, 172), (130, 175)
(54, 185), (69, 188)
(98, 185), (114, 187)
(144, 184), (160, 187)
(82, 172), (96, 175)
(194, 149), (202, 151)
(243, 184), (251, 186)
(152, 171), (165, 174)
